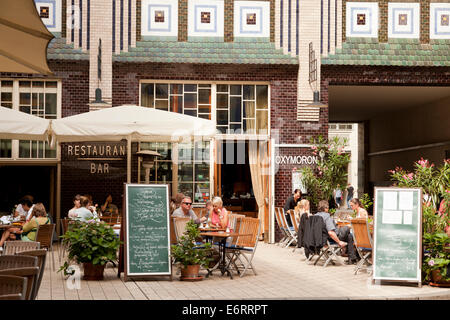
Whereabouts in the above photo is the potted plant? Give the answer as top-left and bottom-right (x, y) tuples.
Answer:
(423, 231), (450, 287)
(59, 220), (122, 280)
(171, 220), (213, 281)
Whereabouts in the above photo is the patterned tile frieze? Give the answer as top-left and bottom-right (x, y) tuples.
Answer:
(141, 0), (178, 37)
(388, 2), (421, 39)
(234, 1), (271, 38)
(35, 0), (62, 33)
(430, 3), (450, 39)
(346, 2), (379, 38)
(188, 0), (224, 38)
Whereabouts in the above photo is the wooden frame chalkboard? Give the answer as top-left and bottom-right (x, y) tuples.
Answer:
(373, 187), (422, 287)
(123, 183), (172, 281)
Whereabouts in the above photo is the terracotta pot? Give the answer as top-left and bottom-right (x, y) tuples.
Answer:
(430, 270), (450, 287)
(83, 262), (105, 280)
(180, 265), (202, 281)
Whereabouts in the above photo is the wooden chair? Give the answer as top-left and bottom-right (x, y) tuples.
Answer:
(3, 241), (40, 255)
(0, 267), (39, 300)
(287, 210), (299, 252)
(350, 218), (373, 275)
(0, 255), (38, 270)
(16, 250), (47, 300)
(274, 207), (290, 246)
(35, 224), (56, 271)
(173, 217), (190, 243)
(226, 217), (261, 277)
(0, 275), (27, 300)
(277, 208), (296, 248)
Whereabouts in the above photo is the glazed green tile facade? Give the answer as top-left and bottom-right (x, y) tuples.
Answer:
(113, 39), (298, 64)
(322, 38), (450, 66)
(47, 37), (89, 60)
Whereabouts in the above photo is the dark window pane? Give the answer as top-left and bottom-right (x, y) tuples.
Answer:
(1, 81), (13, 87)
(19, 140), (30, 158)
(198, 84), (211, 88)
(20, 93), (30, 105)
(170, 95), (183, 113)
(230, 123), (242, 133)
(141, 83), (154, 107)
(155, 84), (169, 99)
(217, 84), (228, 93)
(179, 164), (193, 181)
(198, 114), (210, 120)
(0, 139), (12, 158)
(230, 96), (242, 122)
(184, 93), (197, 109)
(1, 92), (12, 101)
(19, 81), (31, 88)
(2, 103), (12, 109)
(156, 162), (172, 182)
(216, 94), (228, 108)
(216, 126), (227, 134)
(216, 110), (228, 125)
(195, 163), (210, 181)
(243, 119), (256, 133)
(178, 183), (193, 199)
(32, 81), (44, 88)
(243, 85), (255, 100)
(198, 105), (210, 113)
(155, 100), (168, 110)
(32, 93), (38, 108)
(20, 106), (30, 114)
(256, 85), (268, 109)
(230, 85), (241, 95)
(170, 84), (183, 95)
(243, 101), (255, 118)
(45, 81), (57, 88)
(198, 89), (210, 104)
(184, 109), (197, 117)
(184, 84), (197, 92)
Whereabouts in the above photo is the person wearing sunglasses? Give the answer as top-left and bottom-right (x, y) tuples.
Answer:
(171, 196), (207, 224)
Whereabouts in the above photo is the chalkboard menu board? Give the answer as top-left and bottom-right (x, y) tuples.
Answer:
(124, 184), (171, 280)
(373, 187), (422, 286)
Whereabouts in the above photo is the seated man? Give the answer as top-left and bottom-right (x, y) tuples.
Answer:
(171, 196), (207, 225)
(315, 200), (359, 265)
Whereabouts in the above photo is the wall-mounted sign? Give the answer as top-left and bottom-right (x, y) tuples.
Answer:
(275, 155), (318, 165)
(292, 170), (307, 194)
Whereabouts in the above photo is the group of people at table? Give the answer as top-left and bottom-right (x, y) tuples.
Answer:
(0, 193), (120, 251)
(284, 189), (369, 265)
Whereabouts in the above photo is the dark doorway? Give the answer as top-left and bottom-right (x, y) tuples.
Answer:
(0, 166), (55, 218)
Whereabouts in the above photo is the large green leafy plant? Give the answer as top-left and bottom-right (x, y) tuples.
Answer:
(59, 220), (121, 275)
(300, 136), (350, 206)
(171, 220), (212, 268)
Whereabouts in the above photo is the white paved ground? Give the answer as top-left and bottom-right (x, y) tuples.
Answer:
(37, 242), (450, 300)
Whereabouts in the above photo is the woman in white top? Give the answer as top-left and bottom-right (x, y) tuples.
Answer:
(72, 196), (97, 222)
(349, 198), (368, 219)
(68, 194), (81, 219)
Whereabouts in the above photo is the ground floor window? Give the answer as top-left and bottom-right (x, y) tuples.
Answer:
(140, 82), (270, 135)
(0, 79), (60, 159)
(138, 141), (210, 204)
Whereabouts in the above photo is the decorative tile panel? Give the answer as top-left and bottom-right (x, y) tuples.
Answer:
(34, 0), (61, 32)
(388, 3), (420, 39)
(430, 3), (450, 39)
(346, 2), (378, 38)
(141, 0), (178, 37)
(234, 1), (270, 38)
(188, 0), (224, 37)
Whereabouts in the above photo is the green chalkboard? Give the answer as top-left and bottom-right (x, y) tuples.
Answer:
(124, 184), (171, 278)
(373, 187), (422, 284)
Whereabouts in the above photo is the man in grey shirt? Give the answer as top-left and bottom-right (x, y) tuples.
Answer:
(315, 200), (358, 264)
(171, 196), (207, 224)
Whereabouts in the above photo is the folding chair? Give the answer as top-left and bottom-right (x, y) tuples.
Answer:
(287, 210), (299, 251)
(225, 217), (260, 277)
(0, 255), (38, 270)
(16, 250), (47, 300)
(0, 275), (27, 300)
(274, 207), (292, 247)
(35, 224), (56, 271)
(313, 240), (343, 267)
(280, 208), (296, 248)
(3, 241), (40, 255)
(350, 218), (373, 275)
(0, 267), (39, 300)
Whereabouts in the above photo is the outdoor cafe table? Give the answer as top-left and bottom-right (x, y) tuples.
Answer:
(200, 231), (251, 279)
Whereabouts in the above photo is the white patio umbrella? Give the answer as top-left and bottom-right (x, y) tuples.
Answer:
(0, 106), (51, 140)
(51, 105), (217, 182)
(0, 0), (54, 75)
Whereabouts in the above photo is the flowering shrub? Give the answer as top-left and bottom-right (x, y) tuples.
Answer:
(59, 220), (122, 276)
(300, 136), (350, 206)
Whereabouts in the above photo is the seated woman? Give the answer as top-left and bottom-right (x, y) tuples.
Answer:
(295, 199), (311, 223)
(71, 196), (98, 222)
(21, 203), (51, 242)
(68, 194), (81, 219)
(100, 193), (118, 217)
(209, 196), (230, 230)
(349, 198), (368, 219)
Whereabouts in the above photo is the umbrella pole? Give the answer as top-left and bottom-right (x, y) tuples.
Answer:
(127, 136), (131, 183)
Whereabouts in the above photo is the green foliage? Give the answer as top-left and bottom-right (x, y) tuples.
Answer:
(170, 220), (213, 268)
(422, 232), (450, 282)
(59, 220), (121, 275)
(300, 136), (350, 206)
(360, 193), (373, 211)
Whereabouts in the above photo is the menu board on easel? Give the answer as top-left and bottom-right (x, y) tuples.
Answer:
(373, 187), (422, 286)
(123, 183), (171, 281)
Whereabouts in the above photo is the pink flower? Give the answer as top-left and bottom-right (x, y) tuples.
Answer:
(388, 170), (395, 174)
(428, 260), (435, 266)
(407, 173), (414, 180)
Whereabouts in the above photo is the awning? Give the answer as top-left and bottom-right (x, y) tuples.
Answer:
(0, 0), (54, 75)
(0, 106), (51, 140)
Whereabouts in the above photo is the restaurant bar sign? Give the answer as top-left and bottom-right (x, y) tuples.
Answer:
(63, 141), (126, 174)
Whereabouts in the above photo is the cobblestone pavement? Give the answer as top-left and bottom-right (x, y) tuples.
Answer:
(38, 242), (450, 300)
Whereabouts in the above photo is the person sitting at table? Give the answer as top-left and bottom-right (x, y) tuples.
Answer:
(68, 194), (81, 219)
(15, 195), (34, 220)
(349, 198), (368, 219)
(284, 189), (302, 227)
(295, 199), (311, 224)
(100, 193), (119, 217)
(71, 196), (98, 222)
(209, 196), (230, 229)
(171, 196), (206, 225)
(315, 200), (359, 265)
(21, 203), (51, 242)
(85, 194), (99, 219)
